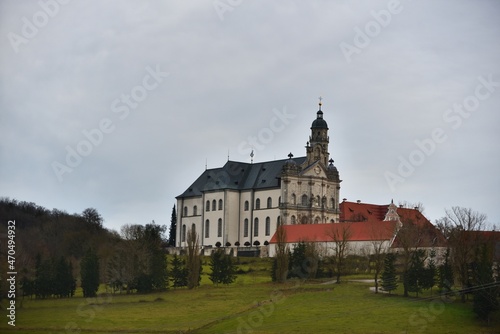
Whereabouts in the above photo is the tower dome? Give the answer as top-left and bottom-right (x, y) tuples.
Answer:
(311, 100), (328, 129)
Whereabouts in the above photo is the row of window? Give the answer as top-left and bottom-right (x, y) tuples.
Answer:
(244, 197), (278, 211)
(180, 216), (277, 242)
(183, 196), (281, 217)
(290, 194), (337, 208)
(204, 218), (223, 238)
(184, 194), (337, 217)
(243, 216), (276, 237)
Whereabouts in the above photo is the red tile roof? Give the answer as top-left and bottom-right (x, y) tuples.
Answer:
(270, 201), (448, 248)
(339, 201), (388, 222)
(270, 220), (398, 244)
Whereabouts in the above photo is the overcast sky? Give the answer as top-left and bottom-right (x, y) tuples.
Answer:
(1, 1), (499, 232)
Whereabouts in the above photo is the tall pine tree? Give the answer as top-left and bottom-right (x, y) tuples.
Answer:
(81, 248), (100, 297)
(168, 205), (177, 247)
(381, 252), (398, 294)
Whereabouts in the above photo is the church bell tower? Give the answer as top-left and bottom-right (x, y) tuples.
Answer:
(306, 98), (330, 166)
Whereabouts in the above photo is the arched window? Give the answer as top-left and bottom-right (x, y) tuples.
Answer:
(254, 218), (259, 237)
(218, 199), (223, 210)
(291, 193), (296, 205)
(205, 220), (210, 238)
(191, 223), (196, 234)
(212, 200), (216, 211)
(278, 196), (281, 205)
(301, 194), (308, 206)
(277, 216), (281, 226)
(244, 218), (249, 237)
(265, 217), (271, 236)
(182, 224), (186, 242)
(291, 215), (296, 225)
(255, 198), (260, 210)
(183, 206), (188, 216)
(217, 218), (222, 237)
(244, 201), (249, 211)
(322, 196), (327, 208)
(316, 196), (320, 207)
(314, 217), (319, 224)
(206, 200), (210, 212)
(331, 197), (336, 209)
(267, 197), (272, 209)
(193, 205), (198, 216)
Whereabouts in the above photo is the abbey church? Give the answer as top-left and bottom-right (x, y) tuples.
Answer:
(175, 101), (447, 257)
(176, 101), (342, 249)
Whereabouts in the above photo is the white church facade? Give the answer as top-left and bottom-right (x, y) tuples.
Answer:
(175, 101), (342, 250)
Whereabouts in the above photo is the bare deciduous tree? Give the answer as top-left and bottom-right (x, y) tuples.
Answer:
(394, 219), (424, 297)
(368, 223), (395, 293)
(274, 225), (289, 283)
(444, 207), (487, 301)
(186, 227), (201, 289)
(328, 224), (351, 284)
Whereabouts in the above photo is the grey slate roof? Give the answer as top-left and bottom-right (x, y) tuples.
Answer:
(177, 157), (307, 198)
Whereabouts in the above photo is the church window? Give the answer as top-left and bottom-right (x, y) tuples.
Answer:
(212, 200), (216, 211)
(265, 217), (270, 236)
(256, 198), (260, 210)
(193, 205), (198, 216)
(291, 215), (296, 224)
(191, 223), (196, 234)
(291, 194), (296, 205)
(322, 196), (327, 208)
(301, 194), (308, 206)
(331, 197), (335, 209)
(182, 224), (186, 242)
(205, 220), (210, 238)
(244, 201), (249, 211)
(218, 199), (223, 210)
(206, 200), (210, 212)
(277, 216), (281, 226)
(217, 218), (222, 237)
(244, 219), (249, 237)
(316, 196), (321, 207)
(267, 197), (272, 208)
(254, 218), (259, 237)
(183, 206), (188, 216)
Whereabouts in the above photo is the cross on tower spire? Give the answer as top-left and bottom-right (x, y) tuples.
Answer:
(318, 96), (323, 111)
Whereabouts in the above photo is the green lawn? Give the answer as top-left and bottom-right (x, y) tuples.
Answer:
(1, 258), (499, 334)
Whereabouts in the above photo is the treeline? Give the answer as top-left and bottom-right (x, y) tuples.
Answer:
(0, 198), (169, 298)
(21, 255), (76, 299)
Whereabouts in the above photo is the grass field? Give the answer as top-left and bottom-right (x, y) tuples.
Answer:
(1, 257), (499, 333)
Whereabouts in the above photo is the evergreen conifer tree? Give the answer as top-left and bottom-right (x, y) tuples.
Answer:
(407, 249), (426, 297)
(473, 244), (499, 323)
(381, 252), (398, 294)
(209, 249), (236, 285)
(438, 248), (454, 294)
(168, 205), (177, 247)
(81, 248), (100, 297)
(170, 254), (188, 288)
